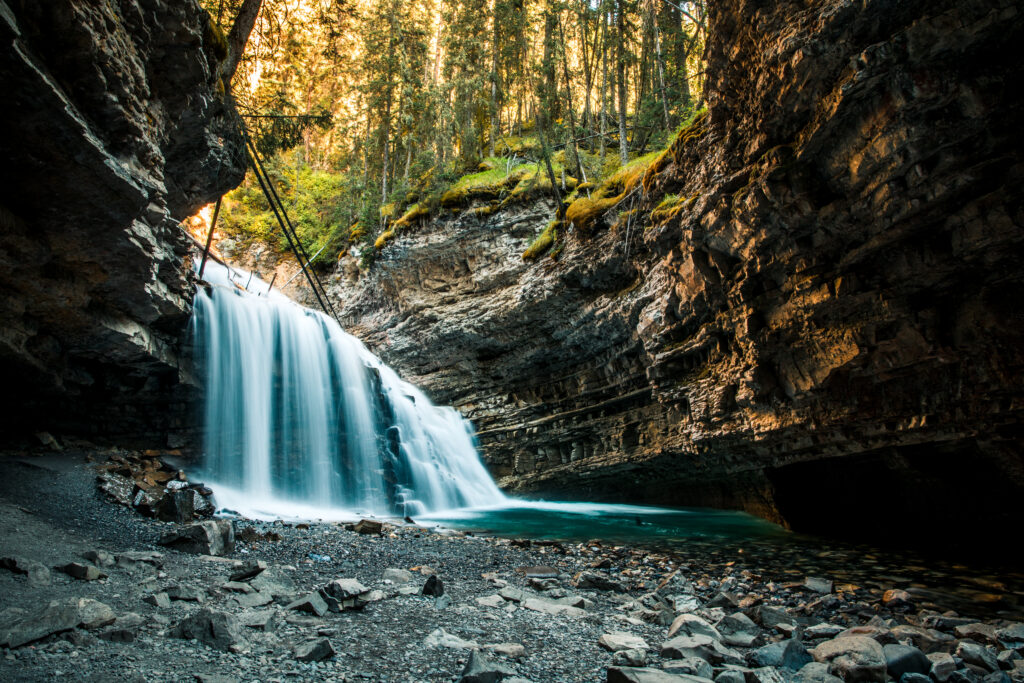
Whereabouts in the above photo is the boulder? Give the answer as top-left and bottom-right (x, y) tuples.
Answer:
(170, 608), (248, 653)
(424, 627), (478, 650)
(794, 662), (844, 682)
(612, 649), (649, 667)
(0, 597), (115, 648)
(668, 614), (722, 640)
(661, 634), (743, 665)
(747, 668), (786, 683)
(56, 562), (106, 581)
(229, 559), (268, 582)
(578, 571), (628, 592)
(927, 652), (957, 682)
(166, 584), (205, 602)
(159, 520), (235, 556)
(294, 637), (335, 662)
(748, 605), (793, 630)
(320, 578), (372, 611)
(747, 638), (812, 670)
(353, 519), (383, 534)
(0, 556), (52, 586)
(705, 592), (740, 609)
(811, 636), (886, 682)
(460, 649), (517, 683)
(956, 641), (999, 673)
(716, 612), (760, 647)
(600, 632), (651, 652)
(156, 489), (195, 524)
(285, 593), (328, 617)
(606, 667), (712, 682)
(143, 592), (171, 609)
(81, 550), (116, 568)
(422, 574), (445, 596)
(661, 658), (713, 679)
(883, 644), (931, 679)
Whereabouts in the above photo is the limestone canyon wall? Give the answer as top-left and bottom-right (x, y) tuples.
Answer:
(331, 0), (1024, 548)
(0, 0), (245, 444)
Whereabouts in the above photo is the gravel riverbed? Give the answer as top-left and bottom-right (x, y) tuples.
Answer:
(0, 450), (1022, 683)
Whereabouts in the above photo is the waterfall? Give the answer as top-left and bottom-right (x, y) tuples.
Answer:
(190, 261), (506, 519)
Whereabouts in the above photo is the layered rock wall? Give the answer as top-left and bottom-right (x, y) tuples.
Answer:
(330, 0), (1024, 549)
(0, 0), (245, 444)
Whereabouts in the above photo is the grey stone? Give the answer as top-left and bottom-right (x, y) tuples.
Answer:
(927, 652), (957, 682)
(811, 636), (886, 682)
(222, 581), (254, 593)
(716, 612), (760, 647)
(746, 668), (786, 683)
(805, 578), (833, 594)
(956, 641), (999, 672)
(712, 672), (745, 683)
(485, 642), (526, 659)
(434, 594), (453, 609)
(747, 605), (793, 630)
(996, 623), (1024, 644)
(0, 597), (115, 648)
(578, 571), (627, 592)
(424, 628), (478, 650)
(234, 590), (273, 608)
(166, 584), (205, 602)
(607, 666), (712, 682)
(238, 609), (275, 631)
(422, 574), (445, 596)
(890, 625), (952, 653)
(56, 562), (106, 581)
(747, 638), (812, 670)
(285, 593), (328, 617)
(294, 637), (335, 662)
(143, 592), (171, 609)
(600, 632), (651, 652)
(883, 644), (931, 679)
(613, 649), (650, 667)
(477, 594), (506, 608)
(793, 662), (844, 682)
(157, 489), (195, 524)
(229, 559), (267, 582)
(383, 568), (413, 584)
(997, 649), (1021, 669)
(805, 623), (844, 639)
(81, 550), (116, 568)
(460, 649), (517, 682)
(661, 634), (744, 665)
(662, 657), (713, 679)
(170, 608), (248, 653)
(705, 592), (740, 609)
(0, 556), (51, 586)
(159, 520), (235, 556)
(898, 675), (931, 683)
(668, 613), (722, 640)
(499, 586), (527, 602)
(521, 597), (586, 618)
(249, 569), (297, 600)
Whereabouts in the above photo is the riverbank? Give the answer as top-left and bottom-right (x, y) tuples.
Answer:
(0, 449), (1022, 683)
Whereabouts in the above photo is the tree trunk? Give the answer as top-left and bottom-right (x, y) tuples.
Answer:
(221, 0), (263, 85)
(616, 0), (629, 165)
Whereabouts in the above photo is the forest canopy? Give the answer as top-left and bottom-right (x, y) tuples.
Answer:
(201, 0), (707, 266)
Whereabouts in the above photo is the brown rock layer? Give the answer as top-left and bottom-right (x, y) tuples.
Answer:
(330, 0), (1024, 551)
(0, 0), (245, 444)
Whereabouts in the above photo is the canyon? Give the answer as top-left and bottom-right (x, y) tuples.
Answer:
(2, 0), (1024, 553)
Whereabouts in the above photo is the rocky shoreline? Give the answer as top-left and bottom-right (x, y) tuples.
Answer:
(0, 450), (1022, 683)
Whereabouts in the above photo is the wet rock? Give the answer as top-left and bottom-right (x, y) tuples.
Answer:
(143, 592), (171, 609)
(424, 627), (478, 650)
(607, 666), (711, 682)
(56, 562), (106, 581)
(956, 642), (999, 672)
(578, 571), (627, 592)
(883, 644), (931, 679)
(714, 671), (746, 683)
(157, 489), (196, 524)
(996, 623), (1024, 644)
(899, 675), (931, 683)
(927, 652), (957, 681)
(294, 637), (335, 662)
(889, 625), (952, 653)
(955, 623), (1000, 645)
(81, 550), (115, 568)
(811, 636), (886, 682)
(662, 657), (713, 678)
(881, 589), (914, 611)
(600, 632), (651, 652)
(0, 597), (115, 648)
(460, 649), (517, 682)
(746, 668), (786, 683)
(383, 568), (413, 584)
(716, 612), (760, 647)
(668, 614), (722, 640)
(747, 638), (812, 670)
(285, 593), (328, 617)
(422, 574), (445, 596)
(159, 520), (235, 556)
(804, 578), (833, 594)
(170, 608), (248, 653)
(613, 649), (650, 667)
(0, 556), (51, 586)
(229, 559), (267, 582)
(353, 519), (383, 535)
(997, 649), (1021, 669)
(922, 615), (975, 632)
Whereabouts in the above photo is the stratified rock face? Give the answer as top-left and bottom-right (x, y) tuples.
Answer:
(331, 0), (1024, 549)
(0, 0), (245, 443)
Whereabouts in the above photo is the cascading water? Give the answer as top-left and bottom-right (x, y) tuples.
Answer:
(190, 261), (506, 519)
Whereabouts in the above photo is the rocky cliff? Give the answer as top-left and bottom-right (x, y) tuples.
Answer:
(330, 0), (1024, 550)
(0, 0), (245, 445)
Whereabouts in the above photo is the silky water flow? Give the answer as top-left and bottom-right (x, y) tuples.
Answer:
(190, 262), (506, 519)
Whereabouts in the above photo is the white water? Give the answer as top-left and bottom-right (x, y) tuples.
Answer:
(191, 261), (506, 519)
